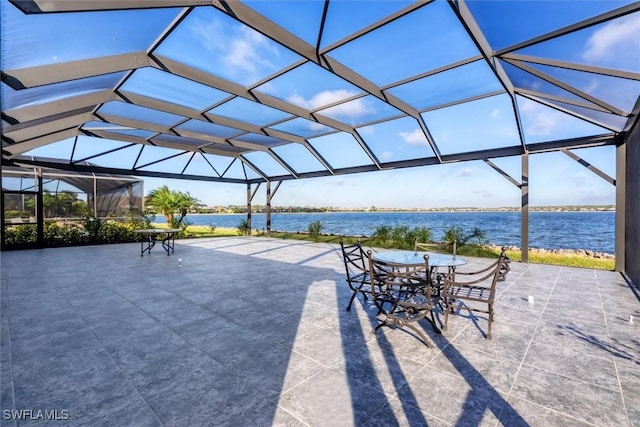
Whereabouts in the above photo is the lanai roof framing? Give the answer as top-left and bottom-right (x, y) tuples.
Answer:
(2, 0), (638, 185)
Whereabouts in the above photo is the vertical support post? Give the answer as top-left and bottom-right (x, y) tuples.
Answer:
(246, 183), (252, 236)
(0, 172), (5, 251)
(266, 181), (272, 237)
(93, 175), (98, 218)
(36, 168), (44, 248)
(521, 153), (529, 263)
(615, 142), (626, 272)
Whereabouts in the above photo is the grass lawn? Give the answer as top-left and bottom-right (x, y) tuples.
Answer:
(157, 224), (615, 271)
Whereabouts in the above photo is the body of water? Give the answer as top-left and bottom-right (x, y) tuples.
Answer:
(159, 211), (615, 254)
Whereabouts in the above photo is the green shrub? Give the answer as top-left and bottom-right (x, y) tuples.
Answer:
(468, 227), (488, 246)
(84, 217), (101, 240)
(443, 225), (467, 250)
(369, 225), (432, 249)
(5, 210), (23, 219)
(391, 225), (410, 248)
(96, 221), (137, 243)
(373, 225), (392, 244)
(5, 219), (141, 247)
(142, 210), (155, 228)
(3, 225), (37, 245)
(308, 220), (323, 242)
(410, 226), (432, 246)
(236, 219), (250, 235)
(443, 225), (488, 251)
(44, 223), (86, 245)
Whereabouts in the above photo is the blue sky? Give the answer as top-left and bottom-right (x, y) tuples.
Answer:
(142, 143), (617, 208)
(4, 0), (636, 209)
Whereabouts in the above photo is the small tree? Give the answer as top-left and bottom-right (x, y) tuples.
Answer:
(146, 185), (200, 229)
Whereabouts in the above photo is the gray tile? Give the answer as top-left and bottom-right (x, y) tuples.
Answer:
(427, 344), (521, 394)
(528, 318), (615, 360)
(499, 395), (595, 427)
(13, 365), (154, 426)
(523, 339), (620, 390)
(1, 238), (636, 427)
(395, 366), (507, 426)
(510, 364), (628, 426)
(336, 336), (426, 398)
(292, 328), (354, 367)
(365, 398), (452, 427)
(278, 367), (390, 426)
(616, 357), (640, 427)
(445, 318), (537, 363)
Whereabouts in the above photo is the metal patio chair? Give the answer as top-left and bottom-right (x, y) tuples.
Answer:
(367, 250), (439, 347)
(340, 240), (372, 311)
(414, 240), (448, 301)
(441, 247), (509, 339)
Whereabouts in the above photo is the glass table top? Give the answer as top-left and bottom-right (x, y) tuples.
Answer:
(372, 250), (467, 267)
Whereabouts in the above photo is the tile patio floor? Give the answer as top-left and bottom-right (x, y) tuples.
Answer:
(1, 237), (638, 426)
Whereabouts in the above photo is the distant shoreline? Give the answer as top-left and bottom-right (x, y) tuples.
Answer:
(191, 205), (615, 214)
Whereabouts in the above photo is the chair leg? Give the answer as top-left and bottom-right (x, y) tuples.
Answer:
(487, 305), (493, 340)
(372, 320), (388, 335)
(429, 309), (441, 334)
(346, 291), (358, 311)
(402, 322), (431, 347)
(443, 301), (450, 332)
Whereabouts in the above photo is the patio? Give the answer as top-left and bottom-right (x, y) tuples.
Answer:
(1, 237), (638, 426)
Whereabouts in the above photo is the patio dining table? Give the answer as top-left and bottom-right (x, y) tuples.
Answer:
(369, 250), (468, 340)
(372, 250), (467, 276)
(134, 228), (181, 257)
(372, 250), (468, 295)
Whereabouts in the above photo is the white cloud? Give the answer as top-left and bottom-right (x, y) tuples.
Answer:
(519, 99), (560, 136)
(458, 167), (475, 177)
(189, 18), (279, 84)
(490, 109), (502, 119)
(308, 121), (331, 132)
(190, 18), (226, 51)
(436, 131), (450, 142)
(289, 89), (372, 122)
(497, 125), (519, 138)
(224, 27), (279, 73)
(316, 95), (374, 119)
(582, 14), (640, 64)
(380, 151), (393, 161)
(398, 128), (428, 145)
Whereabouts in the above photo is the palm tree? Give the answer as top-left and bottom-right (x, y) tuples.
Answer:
(146, 185), (200, 228)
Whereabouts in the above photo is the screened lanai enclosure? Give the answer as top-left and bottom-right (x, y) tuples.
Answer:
(1, 159), (143, 249)
(3, 160), (142, 219)
(1, 1), (639, 284)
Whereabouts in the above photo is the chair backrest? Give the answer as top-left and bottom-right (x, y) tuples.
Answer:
(498, 255), (511, 281)
(340, 241), (367, 278)
(414, 241), (430, 253)
(444, 248), (509, 302)
(416, 240), (458, 255)
(367, 251), (432, 302)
